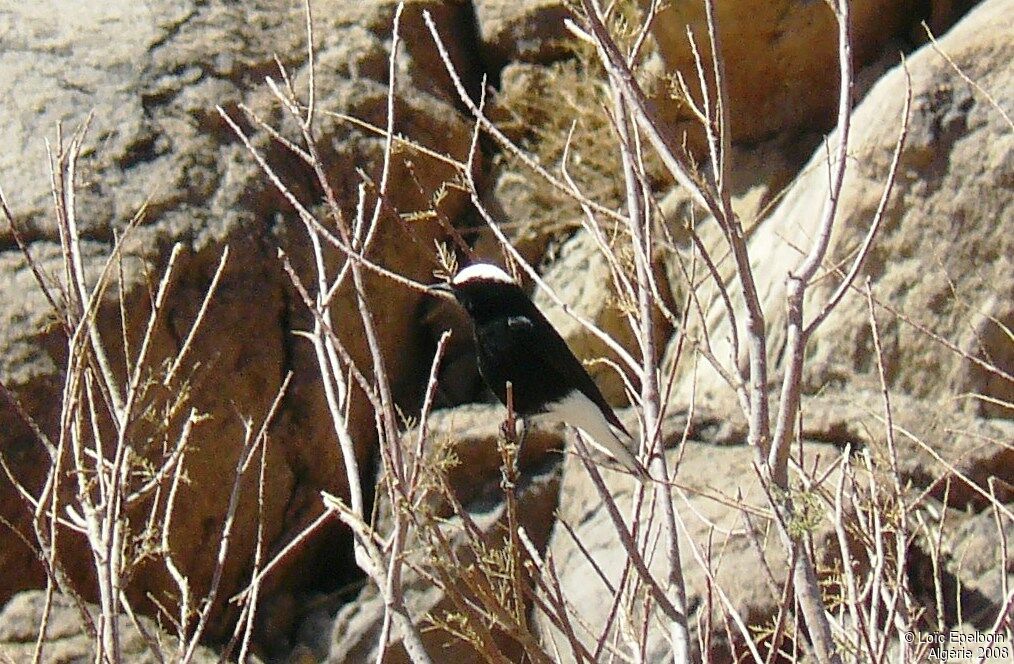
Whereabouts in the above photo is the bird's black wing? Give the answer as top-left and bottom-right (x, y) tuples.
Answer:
(516, 302), (630, 437)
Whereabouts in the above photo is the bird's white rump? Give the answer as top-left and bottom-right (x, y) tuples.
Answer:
(533, 390), (644, 476)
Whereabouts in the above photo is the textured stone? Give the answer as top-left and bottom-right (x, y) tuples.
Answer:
(534, 229), (674, 406)
(940, 508), (1014, 627)
(800, 392), (1014, 509)
(320, 0), (482, 103)
(0, 0), (477, 652)
(472, 0), (576, 68)
(532, 436), (841, 661)
(0, 589), (237, 663)
(645, 0), (923, 142)
(669, 0), (1014, 419)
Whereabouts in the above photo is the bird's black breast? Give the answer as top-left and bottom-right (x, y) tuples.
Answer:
(472, 303), (626, 428)
(473, 313), (571, 416)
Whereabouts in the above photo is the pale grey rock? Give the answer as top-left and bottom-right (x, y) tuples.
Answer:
(668, 0), (1014, 419)
(532, 437), (841, 662)
(0, 589), (239, 664)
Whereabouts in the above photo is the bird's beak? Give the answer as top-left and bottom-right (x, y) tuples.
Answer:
(426, 282), (455, 300)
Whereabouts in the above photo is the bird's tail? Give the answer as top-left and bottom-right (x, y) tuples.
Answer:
(546, 392), (652, 481)
(574, 418), (651, 481)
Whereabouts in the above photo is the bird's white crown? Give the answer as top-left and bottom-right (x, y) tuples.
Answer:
(452, 263), (515, 286)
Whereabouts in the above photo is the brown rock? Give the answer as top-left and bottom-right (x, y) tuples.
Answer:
(0, 0), (477, 651)
(646, 0), (922, 142)
(533, 229), (674, 405)
(472, 166), (560, 264)
(472, 0), (576, 68)
(426, 403), (565, 507)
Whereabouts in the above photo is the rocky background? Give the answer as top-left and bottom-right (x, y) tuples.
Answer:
(0, 0), (1010, 662)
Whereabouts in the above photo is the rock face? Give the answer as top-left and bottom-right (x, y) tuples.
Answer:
(0, 0), (474, 653)
(532, 437), (841, 662)
(672, 0), (1014, 420)
(645, 0), (924, 142)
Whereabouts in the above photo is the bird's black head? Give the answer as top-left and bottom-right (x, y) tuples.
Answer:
(428, 263), (531, 323)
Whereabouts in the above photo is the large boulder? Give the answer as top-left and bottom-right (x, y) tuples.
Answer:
(0, 0), (477, 652)
(670, 0), (1013, 419)
(645, 0), (925, 142)
(532, 435), (843, 661)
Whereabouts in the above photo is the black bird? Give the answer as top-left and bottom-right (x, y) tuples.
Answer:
(430, 263), (648, 479)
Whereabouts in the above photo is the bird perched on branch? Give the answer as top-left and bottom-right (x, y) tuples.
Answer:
(429, 263), (649, 480)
